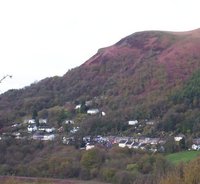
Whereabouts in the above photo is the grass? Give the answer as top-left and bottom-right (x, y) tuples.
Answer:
(1, 177), (53, 184)
(166, 150), (200, 164)
(0, 176), (109, 184)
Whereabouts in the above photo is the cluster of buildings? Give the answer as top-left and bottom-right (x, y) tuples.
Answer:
(1, 100), (200, 153)
(0, 118), (56, 141)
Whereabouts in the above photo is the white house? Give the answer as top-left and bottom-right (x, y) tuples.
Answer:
(32, 134), (55, 141)
(39, 119), (47, 124)
(86, 143), (95, 150)
(64, 120), (74, 124)
(11, 123), (21, 127)
(28, 119), (36, 124)
(75, 104), (81, 110)
(85, 100), (93, 107)
(118, 140), (128, 148)
(38, 127), (55, 133)
(28, 125), (37, 132)
(12, 132), (21, 139)
(149, 138), (160, 145)
(70, 127), (80, 133)
(42, 134), (55, 141)
(174, 134), (185, 142)
(132, 142), (140, 149)
(87, 109), (99, 115)
(32, 134), (43, 140)
(128, 120), (138, 125)
(146, 121), (155, 125)
(126, 141), (135, 149)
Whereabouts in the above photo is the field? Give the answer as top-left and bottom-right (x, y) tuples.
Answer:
(166, 150), (200, 164)
(0, 176), (109, 184)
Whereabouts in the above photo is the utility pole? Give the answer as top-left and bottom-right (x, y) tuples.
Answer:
(0, 75), (12, 84)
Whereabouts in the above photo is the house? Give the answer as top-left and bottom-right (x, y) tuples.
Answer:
(146, 121), (155, 125)
(85, 100), (93, 107)
(174, 134), (185, 142)
(128, 120), (138, 125)
(83, 136), (91, 143)
(28, 124), (37, 132)
(62, 136), (74, 144)
(138, 137), (149, 144)
(32, 134), (44, 140)
(87, 109), (100, 115)
(101, 111), (106, 116)
(86, 143), (95, 150)
(42, 134), (55, 141)
(38, 127), (55, 133)
(126, 141), (135, 149)
(139, 143), (147, 150)
(191, 144), (198, 150)
(132, 142), (140, 149)
(149, 138), (160, 145)
(11, 123), (21, 127)
(114, 136), (129, 144)
(193, 138), (200, 145)
(39, 119), (47, 124)
(118, 140), (128, 148)
(149, 147), (158, 153)
(12, 132), (21, 139)
(94, 135), (102, 142)
(28, 119), (36, 124)
(58, 126), (64, 132)
(32, 134), (55, 141)
(70, 127), (80, 133)
(64, 120), (74, 124)
(75, 104), (81, 110)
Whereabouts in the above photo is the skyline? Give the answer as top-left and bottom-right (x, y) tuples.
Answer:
(0, 0), (200, 93)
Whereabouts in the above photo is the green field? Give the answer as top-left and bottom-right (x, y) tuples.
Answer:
(166, 150), (200, 164)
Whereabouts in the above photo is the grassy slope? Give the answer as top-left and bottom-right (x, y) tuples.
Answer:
(166, 150), (200, 164)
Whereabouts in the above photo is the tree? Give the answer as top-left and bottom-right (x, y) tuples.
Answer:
(32, 109), (38, 119)
(0, 75), (12, 84)
(80, 148), (105, 170)
(164, 137), (177, 153)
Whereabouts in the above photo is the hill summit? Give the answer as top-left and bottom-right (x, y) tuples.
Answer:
(1, 29), (200, 135)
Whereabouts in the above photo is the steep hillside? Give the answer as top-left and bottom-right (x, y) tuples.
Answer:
(1, 29), (200, 134)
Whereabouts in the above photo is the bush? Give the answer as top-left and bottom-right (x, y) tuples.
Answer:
(79, 168), (90, 180)
(100, 168), (117, 182)
(114, 170), (134, 184)
(80, 148), (105, 170)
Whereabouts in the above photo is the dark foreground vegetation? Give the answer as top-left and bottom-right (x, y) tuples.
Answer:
(0, 138), (200, 184)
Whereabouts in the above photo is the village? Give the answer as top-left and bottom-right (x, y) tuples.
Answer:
(1, 109), (200, 153)
(0, 97), (199, 153)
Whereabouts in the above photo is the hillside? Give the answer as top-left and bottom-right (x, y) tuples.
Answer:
(1, 29), (200, 135)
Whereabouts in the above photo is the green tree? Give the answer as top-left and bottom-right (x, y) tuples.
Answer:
(32, 109), (38, 119)
(80, 148), (105, 170)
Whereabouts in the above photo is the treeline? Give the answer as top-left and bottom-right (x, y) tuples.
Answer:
(160, 157), (200, 184)
(0, 138), (171, 184)
(1, 137), (200, 184)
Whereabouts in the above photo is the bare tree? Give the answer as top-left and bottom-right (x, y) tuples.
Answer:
(0, 75), (12, 84)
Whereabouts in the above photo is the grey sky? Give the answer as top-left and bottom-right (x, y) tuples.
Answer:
(0, 0), (199, 93)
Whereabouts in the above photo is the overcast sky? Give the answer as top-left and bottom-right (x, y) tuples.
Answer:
(0, 0), (199, 93)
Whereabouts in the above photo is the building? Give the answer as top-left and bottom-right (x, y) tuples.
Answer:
(128, 120), (138, 125)
(87, 109), (99, 115)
